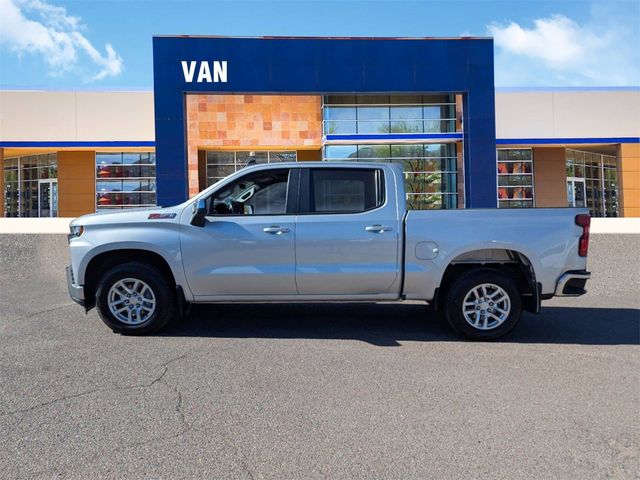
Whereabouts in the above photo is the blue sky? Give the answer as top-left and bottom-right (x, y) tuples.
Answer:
(1, 0), (639, 89)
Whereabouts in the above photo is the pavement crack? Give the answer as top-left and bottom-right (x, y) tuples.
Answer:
(0, 303), (76, 331)
(110, 356), (194, 452)
(1, 354), (189, 417)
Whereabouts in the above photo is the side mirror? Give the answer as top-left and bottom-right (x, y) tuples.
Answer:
(191, 198), (207, 227)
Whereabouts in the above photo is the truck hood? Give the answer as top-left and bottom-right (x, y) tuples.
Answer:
(71, 205), (185, 227)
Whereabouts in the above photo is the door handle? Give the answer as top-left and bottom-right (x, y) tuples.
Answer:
(263, 226), (290, 235)
(365, 224), (392, 233)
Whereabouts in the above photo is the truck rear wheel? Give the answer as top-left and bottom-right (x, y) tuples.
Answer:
(95, 262), (175, 334)
(444, 269), (522, 341)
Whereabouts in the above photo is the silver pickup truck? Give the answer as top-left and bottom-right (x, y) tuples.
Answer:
(67, 162), (591, 340)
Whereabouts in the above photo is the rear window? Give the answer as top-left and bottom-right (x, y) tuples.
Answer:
(308, 168), (384, 213)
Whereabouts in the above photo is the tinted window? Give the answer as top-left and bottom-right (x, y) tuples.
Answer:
(309, 169), (383, 213)
(208, 169), (289, 215)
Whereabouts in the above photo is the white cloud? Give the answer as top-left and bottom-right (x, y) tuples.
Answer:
(486, 11), (640, 86)
(0, 0), (122, 81)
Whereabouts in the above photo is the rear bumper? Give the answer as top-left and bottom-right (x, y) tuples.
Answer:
(554, 270), (591, 297)
(66, 266), (85, 306)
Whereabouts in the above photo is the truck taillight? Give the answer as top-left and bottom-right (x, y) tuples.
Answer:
(575, 214), (591, 257)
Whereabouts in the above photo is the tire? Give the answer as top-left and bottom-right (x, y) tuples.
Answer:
(95, 261), (176, 334)
(444, 268), (522, 341)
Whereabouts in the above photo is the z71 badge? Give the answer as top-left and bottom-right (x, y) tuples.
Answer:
(148, 213), (177, 219)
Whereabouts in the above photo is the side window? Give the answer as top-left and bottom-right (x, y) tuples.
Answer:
(308, 168), (384, 213)
(208, 169), (289, 215)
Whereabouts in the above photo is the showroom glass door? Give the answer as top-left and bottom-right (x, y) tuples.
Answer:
(38, 180), (58, 217)
(566, 178), (586, 208)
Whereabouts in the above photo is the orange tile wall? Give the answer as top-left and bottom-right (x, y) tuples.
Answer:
(618, 143), (640, 217)
(186, 94), (322, 197)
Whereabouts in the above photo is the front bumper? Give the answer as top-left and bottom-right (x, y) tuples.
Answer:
(554, 270), (591, 297)
(66, 266), (85, 306)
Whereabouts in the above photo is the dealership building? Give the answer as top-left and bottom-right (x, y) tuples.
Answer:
(1, 36), (638, 218)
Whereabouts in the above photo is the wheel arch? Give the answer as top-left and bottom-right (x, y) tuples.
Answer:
(433, 248), (539, 312)
(82, 248), (178, 310)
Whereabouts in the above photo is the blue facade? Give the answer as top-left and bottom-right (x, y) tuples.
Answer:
(152, 36), (497, 207)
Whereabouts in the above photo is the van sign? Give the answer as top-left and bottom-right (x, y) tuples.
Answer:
(181, 61), (227, 83)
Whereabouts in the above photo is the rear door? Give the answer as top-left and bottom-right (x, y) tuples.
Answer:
(294, 167), (401, 296)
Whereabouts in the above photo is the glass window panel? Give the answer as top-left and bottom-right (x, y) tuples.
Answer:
(390, 144), (423, 158)
(309, 169), (381, 213)
(357, 95), (388, 105)
(122, 180), (143, 192)
(357, 106), (388, 121)
(324, 121), (357, 135)
(96, 151), (155, 210)
(389, 95), (422, 104)
(390, 121), (423, 133)
(207, 151), (235, 164)
(122, 153), (142, 164)
(325, 95), (357, 105)
(97, 180), (123, 193)
(96, 153), (122, 166)
(269, 151), (296, 162)
(422, 106), (442, 119)
(207, 164), (235, 179)
(139, 193), (157, 205)
(566, 161), (574, 177)
(357, 144), (391, 159)
(324, 145), (358, 159)
(4, 169), (17, 182)
(210, 169), (289, 215)
(121, 165), (142, 177)
(390, 106), (422, 120)
(97, 165), (123, 178)
(424, 144), (455, 158)
(423, 94), (453, 104)
(324, 106), (356, 121)
(357, 121), (389, 134)
(236, 151), (269, 164)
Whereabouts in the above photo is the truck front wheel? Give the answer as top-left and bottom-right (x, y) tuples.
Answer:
(444, 269), (522, 341)
(95, 262), (176, 334)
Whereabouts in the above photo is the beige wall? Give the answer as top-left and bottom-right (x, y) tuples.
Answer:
(3, 89), (637, 144)
(0, 91), (155, 142)
(532, 147), (567, 208)
(495, 90), (640, 140)
(57, 151), (96, 217)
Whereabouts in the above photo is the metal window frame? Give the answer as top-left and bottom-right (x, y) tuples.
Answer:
(565, 148), (618, 217)
(204, 149), (298, 189)
(4, 153), (58, 217)
(95, 151), (157, 211)
(496, 147), (535, 208)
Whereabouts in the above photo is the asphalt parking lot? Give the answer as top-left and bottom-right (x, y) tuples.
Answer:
(1, 234), (638, 479)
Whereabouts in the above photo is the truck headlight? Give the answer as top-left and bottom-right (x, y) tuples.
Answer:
(68, 225), (84, 241)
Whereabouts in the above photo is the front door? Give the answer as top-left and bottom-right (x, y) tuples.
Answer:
(295, 167), (401, 296)
(180, 168), (297, 298)
(38, 180), (58, 217)
(567, 177), (586, 208)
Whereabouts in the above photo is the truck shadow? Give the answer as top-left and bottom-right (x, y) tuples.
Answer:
(161, 303), (640, 346)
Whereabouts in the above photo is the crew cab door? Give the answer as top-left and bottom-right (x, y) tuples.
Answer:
(180, 168), (298, 298)
(295, 167), (401, 296)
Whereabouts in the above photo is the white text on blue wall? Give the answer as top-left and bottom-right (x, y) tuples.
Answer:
(181, 61), (227, 83)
